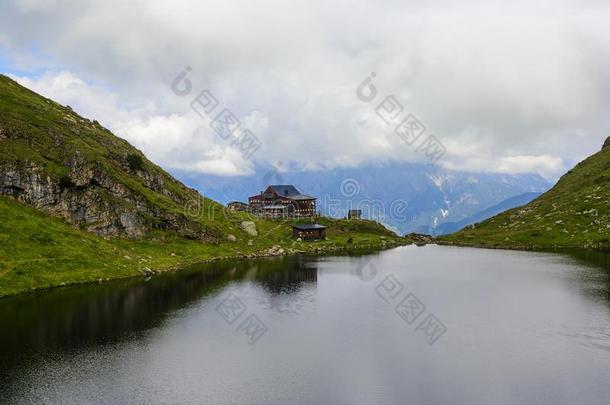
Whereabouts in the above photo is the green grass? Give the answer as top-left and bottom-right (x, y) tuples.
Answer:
(0, 196), (406, 297)
(439, 140), (610, 250)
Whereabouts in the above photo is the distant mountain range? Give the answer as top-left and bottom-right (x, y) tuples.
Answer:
(433, 192), (542, 235)
(178, 163), (551, 235)
(440, 136), (610, 250)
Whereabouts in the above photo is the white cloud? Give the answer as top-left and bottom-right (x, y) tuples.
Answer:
(443, 154), (564, 179)
(8, 71), (255, 175)
(8, 71), (124, 124)
(496, 155), (565, 177)
(2, 0), (610, 179)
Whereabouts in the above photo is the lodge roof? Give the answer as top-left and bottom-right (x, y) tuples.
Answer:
(267, 185), (315, 200)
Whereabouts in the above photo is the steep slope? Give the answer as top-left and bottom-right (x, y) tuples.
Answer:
(434, 192), (542, 236)
(440, 139), (610, 250)
(0, 74), (231, 241)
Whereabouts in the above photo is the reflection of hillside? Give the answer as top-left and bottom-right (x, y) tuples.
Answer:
(0, 268), (224, 388)
(0, 254), (323, 385)
(559, 249), (610, 307)
(0, 265), (228, 364)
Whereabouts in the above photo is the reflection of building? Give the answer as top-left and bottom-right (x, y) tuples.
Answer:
(292, 224), (327, 240)
(249, 185), (316, 218)
(348, 209), (362, 220)
(227, 201), (248, 212)
(253, 255), (319, 311)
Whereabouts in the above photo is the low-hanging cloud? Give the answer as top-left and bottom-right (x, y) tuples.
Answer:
(2, 0), (610, 179)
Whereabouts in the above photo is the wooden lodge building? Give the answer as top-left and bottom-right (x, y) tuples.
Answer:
(292, 224), (327, 240)
(248, 185), (317, 218)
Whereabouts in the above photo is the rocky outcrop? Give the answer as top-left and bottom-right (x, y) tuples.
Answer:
(0, 158), (218, 242)
(405, 232), (433, 246)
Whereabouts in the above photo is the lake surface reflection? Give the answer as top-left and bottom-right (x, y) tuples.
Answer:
(1, 245), (610, 404)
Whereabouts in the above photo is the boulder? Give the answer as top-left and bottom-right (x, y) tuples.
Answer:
(240, 221), (258, 236)
(267, 245), (284, 256)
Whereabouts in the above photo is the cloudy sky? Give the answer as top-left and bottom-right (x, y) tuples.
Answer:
(1, 0), (609, 179)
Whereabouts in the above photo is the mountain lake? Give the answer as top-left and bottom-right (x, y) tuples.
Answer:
(1, 245), (609, 404)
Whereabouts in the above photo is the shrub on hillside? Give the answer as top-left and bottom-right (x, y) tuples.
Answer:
(127, 153), (145, 172)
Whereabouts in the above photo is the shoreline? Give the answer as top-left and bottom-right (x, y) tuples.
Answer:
(6, 234), (610, 300)
(435, 239), (610, 253)
(0, 239), (410, 300)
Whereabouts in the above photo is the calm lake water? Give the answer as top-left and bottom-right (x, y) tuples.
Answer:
(1, 245), (610, 404)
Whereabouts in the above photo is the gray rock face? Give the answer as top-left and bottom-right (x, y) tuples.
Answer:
(0, 158), (218, 242)
(0, 77), (221, 243)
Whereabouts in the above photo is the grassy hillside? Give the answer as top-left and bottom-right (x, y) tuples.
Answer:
(439, 139), (610, 250)
(0, 74), (237, 240)
(0, 75), (404, 297)
(0, 196), (400, 297)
